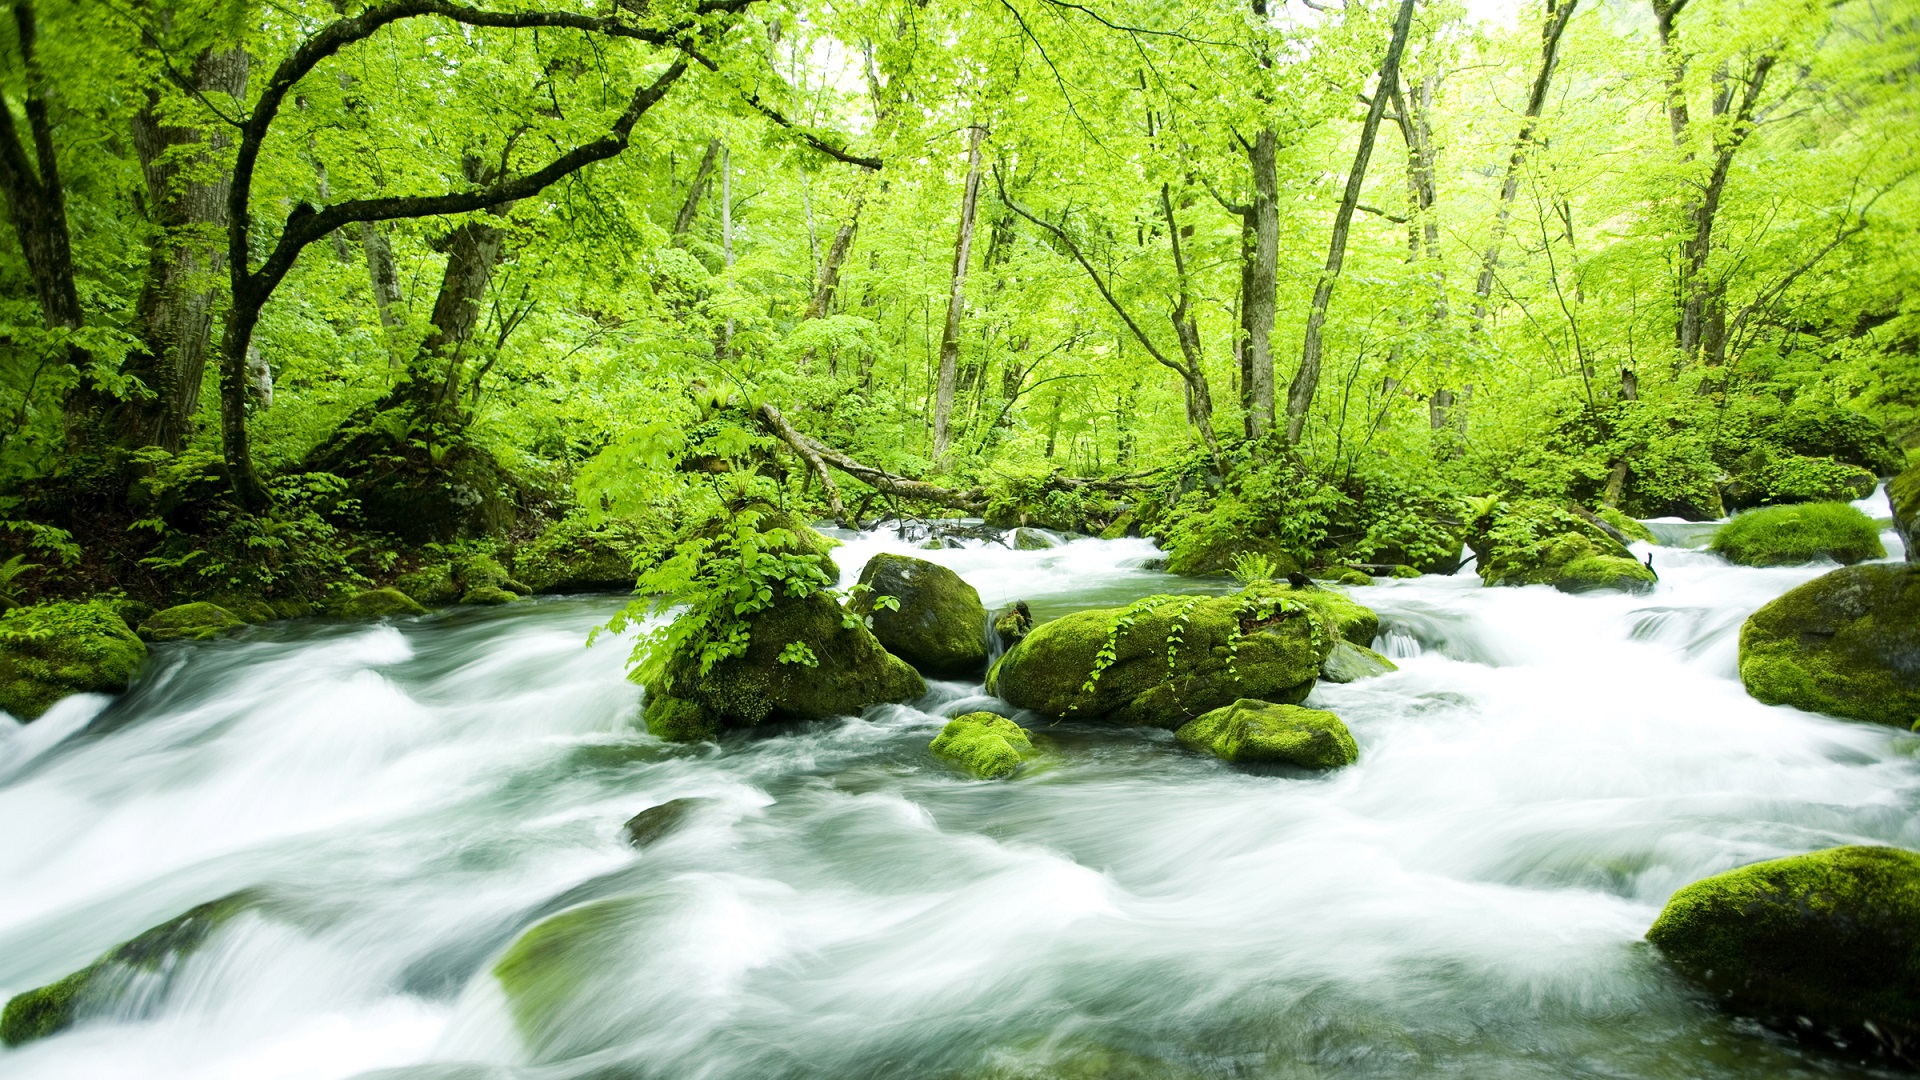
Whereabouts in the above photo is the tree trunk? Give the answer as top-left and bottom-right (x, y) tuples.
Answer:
(720, 143), (734, 357)
(932, 126), (986, 467)
(1470, 0), (1579, 323)
(1242, 128), (1279, 438)
(359, 222), (404, 368)
(1285, 0), (1418, 445)
(804, 188), (865, 320)
(672, 138), (721, 238)
(122, 44), (248, 451)
(1678, 55), (1774, 366)
(415, 211), (509, 410)
(1651, 0), (1692, 148)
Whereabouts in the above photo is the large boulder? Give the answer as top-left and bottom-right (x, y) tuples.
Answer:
(848, 553), (990, 679)
(929, 711), (1035, 779)
(986, 585), (1337, 728)
(1173, 699), (1358, 768)
(1738, 564), (1919, 727)
(1890, 463), (1918, 564)
(1467, 499), (1656, 594)
(643, 590), (925, 742)
(0, 601), (146, 721)
(1, 891), (256, 1046)
(1164, 533), (1301, 578)
(514, 516), (645, 594)
(1711, 502), (1885, 567)
(1723, 451), (1878, 511)
(136, 602), (245, 643)
(1646, 845), (1920, 1064)
(334, 587), (428, 619)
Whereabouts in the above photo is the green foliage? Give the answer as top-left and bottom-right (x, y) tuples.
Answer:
(1227, 552), (1277, 586)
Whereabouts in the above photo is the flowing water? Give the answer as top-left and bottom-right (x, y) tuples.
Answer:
(1, 512), (1916, 1080)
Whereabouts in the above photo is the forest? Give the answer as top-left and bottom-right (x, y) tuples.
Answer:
(0, 0), (1917, 1075)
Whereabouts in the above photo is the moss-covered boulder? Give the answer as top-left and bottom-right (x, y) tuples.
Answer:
(200, 591), (277, 623)
(461, 586), (521, 605)
(1325, 566), (1374, 587)
(453, 552), (530, 604)
(0, 601), (146, 722)
(623, 797), (710, 848)
(1597, 507), (1656, 544)
(1, 891), (255, 1046)
(1738, 564), (1919, 727)
(993, 601), (1033, 648)
(493, 897), (638, 1043)
(987, 585), (1336, 728)
(1098, 512), (1136, 540)
(1164, 532), (1302, 578)
(1174, 699), (1358, 768)
(335, 587), (428, 618)
(1319, 638), (1398, 684)
(1468, 499), (1657, 594)
(647, 590), (925, 741)
(1010, 527), (1058, 551)
(1290, 586), (1377, 646)
(136, 602), (245, 643)
(848, 553), (989, 679)
(514, 516), (643, 594)
(929, 711), (1034, 779)
(1712, 502), (1885, 568)
(1887, 463), (1917, 564)
(1646, 845), (1920, 1063)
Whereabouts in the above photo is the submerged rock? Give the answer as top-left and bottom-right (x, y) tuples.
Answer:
(1010, 527), (1058, 551)
(1319, 638), (1398, 684)
(993, 601), (1033, 648)
(987, 585), (1338, 728)
(1887, 463), (1917, 564)
(493, 897), (639, 1043)
(137, 602), (245, 643)
(1174, 699), (1357, 768)
(0, 891), (256, 1046)
(335, 587), (428, 618)
(623, 797), (711, 848)
(0, 600), (146, 721)
(1712, 502), (1885, 567)
(1468, 499), (1656, 594)
(849, 553), (989, 678)
(1738, 564), (1919, 727)
(929, 712), (1034, 779)
(1646, 845), (1920, 1064)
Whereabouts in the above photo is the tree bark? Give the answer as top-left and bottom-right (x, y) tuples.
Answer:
(1242, 128), (1279, 439)
(931, 126), (986, 467)
(1285, 0), (1418, 445)
(415, 209), (510, 410)
(1470, 0), (1579, 323)
(122, 44), (249, 451)
(1678, 54), (1774, 366)
(672, 138), (721, 238)
(720, 142), (734, 357)
(359, 222), (405, 367)
(1651, 0), (1692, 148)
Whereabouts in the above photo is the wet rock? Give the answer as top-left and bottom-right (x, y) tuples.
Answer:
(137, 602), (245, 643)
(1010, 527), (1058, 551)
(988, 585), (1337, 728)
(1888, 464), (1918, 564)
(335, 588), (428, 619)
(641, 694), (719, 742)
(1738, 563), (1919, 727)
(623, 797), (711, 847)
(493, 896), (639, 1044)
(0, 600), (146, 721)
(1467, 499), (1656, 594)
(848, 553), (989, 679)
(1325, 567), (1374, 587)
(1164, 532), (1301, 578)
(1646, 845), (1920, 1065)
(1098, 511), (1136, 540)
(459, 585), (521, 605)
(1174, 699), (1358, 768)
(993, 601), (1033, 648)
(1712, 502), (1885, 568)
(0, 891), (257, 1046)
(1319, 638), (1398, 684)
(514, 517), (642, 594)
(929, 711), (1034, 779)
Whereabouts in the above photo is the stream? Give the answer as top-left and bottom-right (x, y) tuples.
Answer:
(0, 501), (1915, 1079)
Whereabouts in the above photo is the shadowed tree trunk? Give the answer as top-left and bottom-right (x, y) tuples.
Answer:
(673, 138), (721, 238)
(1241, 128), (1279, 439)
(359, 222), (405, 367)
(931, 125), (985, 467)
(1678, 55), (1774, 365)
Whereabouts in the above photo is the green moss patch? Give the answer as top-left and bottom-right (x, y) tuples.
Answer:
(1174, 698), (1357, 768)
(929, 712), (1035, 779)
(1468, 499), (1656, 594)
(334, 587), (428, 618)
(1738, 564), (1920, 727)
(137, 602), (245, 643)
(0, 600), (146, 721)
(1712, 502), (1885, 567)
(849, 553), (990, 679)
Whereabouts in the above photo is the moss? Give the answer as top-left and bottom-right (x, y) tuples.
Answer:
(1885, 463), (1917, 565)
(1327, 567), (1374, 587)
(987, 584), (1337, 728)
(395, 561), (460, 606)
(1713, 502), (1885, 567)
(623, 797), (710, 847)
(460, 585), (522, 605)
(848, 553), (989, 678)
(1596, 507), (1656, 544)
(1, 891), (256, 1047)
(137, 602), (246, 643)
(1556, 554), (1661, 594)
(513, 515), (642, 594)
(452, 552), (529, 595)
(1011, 527), (1058, 551)
(1391, 564), (1422, 579)
(1737, 564), (1919, 727)
(1767, 400), (1906, 478)
(201, 591), (276, 623)
(929, 711), (1034, 779)
(1098, 511), (1136, 540)
(1646, 845), (1920, 1059)
(1469, 499), (1656, 594)
(0, 600), (146, 721)
(642, 694), (719, 742)
(1174, 699), (1358, 768)
(493, 897), (640, 1042)
(1285, 585), (1377, 647)
(1164, 532), (1302, 578)
(1319, 638), (1398, 684)
(335, 588), (428, 618)
(993, 602), (1033, 647)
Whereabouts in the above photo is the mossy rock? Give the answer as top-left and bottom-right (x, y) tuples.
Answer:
(1737, 564), (1919, 728)
(514, 516), (642, 594)
(1319, 638), (1398, 684)
(974, 1041), (1203, 1079)
(929, 711), (1034, 779)
(1011, 527), (1058, 551)
(849, 553), (989, 679)
(335, 588), (428, 619)
(993, 602), (1033, 648)
(1285, 585), (1377, 647)
(1712, 502), (1885, 568)
(641, 694), (719, 742)
(1892, 463), (1919, 565)
(200, 591), (276, 624)
(623, 797), (711, 848)
(1596, 507), (1656, 544)
(1767, 401), (1906, 478)
(1098, 512), (1136, 540)
(137, 602), (245, 643)
(395, 561), (460, 607)
(1390, 564), (1422, 579)
(987, 584), (1335, 728)
(0, 600), (147, 721)
(1469, 499), (1656, 594)
(493, 897), (641, 1043)
(1, 891), (256, 1047)
(460, 586), (522, 606)
(1325, 567), (1374, 587)
(1164, 532), (1301, 578)
(452, 552), (529, 596)
(1174, 699), (1357, 768)
(650, 590), (925, 740)
(1646, 845), (1920, 1063)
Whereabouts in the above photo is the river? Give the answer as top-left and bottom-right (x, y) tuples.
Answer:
(0, 501), (1913, 1079)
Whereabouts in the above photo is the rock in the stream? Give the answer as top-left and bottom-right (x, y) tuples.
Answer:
(1319, 638), (1397, 684)
(987, 584), (1338, 728)
(1174, 699), (1358, 768)
(848, 553), (989, 679)
(514, 516), (643, 594)
(993, 601), (1033, 648)
(1467, 499), (1656, 594)
(1646, 845), (1920, 1064)
(1010, 527), (1058, 551)
(335, 588), (428, 618)
(623, 797), (711, 848)
(929, 712), (1035, 779)
(1738, 564), (1919, 728)
(493, 896), (640, 1046)
(1887, 463), (1918, 563)
(1164, 533), (1301, 578)
(0, 600), (146, 721)
(1711, 502), (1885, 567)
(137, 602), (246, 643)
(1, 891), (257, 1046)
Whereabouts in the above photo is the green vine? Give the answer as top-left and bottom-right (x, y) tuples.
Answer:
(1075, 594), (1165, 711)
(1164, 596), (1200, 698)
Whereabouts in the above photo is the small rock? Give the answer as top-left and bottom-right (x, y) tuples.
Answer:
(460, 586), (522, 605)
(1174, 699), (1358, 768)
(1010, 527), (1058, 551)
(137, 602), (246, 643)
(929, 711), (1034, 779)
(993, 601), (1033, 648)
(623, 797), (711, 848)
(1319, 638), (1397, 684)
(335, 588), (428, 618)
